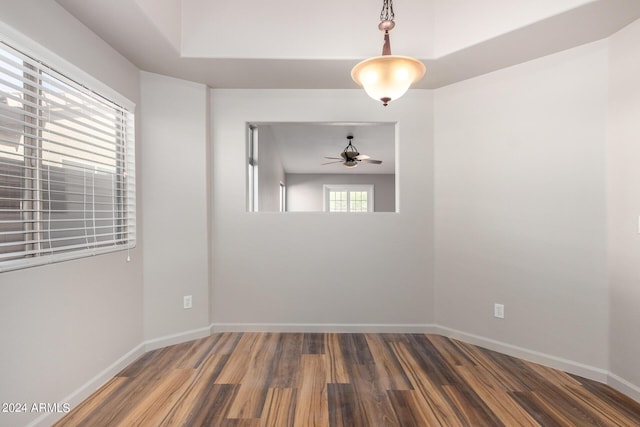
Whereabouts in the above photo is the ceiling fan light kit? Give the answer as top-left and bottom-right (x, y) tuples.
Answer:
(351, 0), (426, 106)
(323, 135), (383, 168)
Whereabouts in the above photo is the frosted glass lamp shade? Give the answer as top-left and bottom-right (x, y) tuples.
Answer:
(351, 55), (426, 106)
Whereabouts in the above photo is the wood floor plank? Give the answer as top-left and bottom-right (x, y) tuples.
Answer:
(455, 365), (541, 426)
(117, 344), (189, 380)
(530, 382), (615, 426)
(226, 333), (280, 419)
(293, 354), (329, 427)
(216, 416), (261, 426)
(405, 334), (462, 387)
(302, 333), (325, 355)
(390, 341), (466, 426)
(442, 383), (506, 426)
(53, 377), (128, 427)
(324, 333), (350, 384)
(174, 335), (219, 369)
(159, 354), (230, 425)
(365, 333), (412, 391)
(117, 369), (195, 426)
(510, 390), (576, 426)
(426, 334), (477, 368)
(388, 389), (442, 427)
(568, 373), (640, 423)
(327, 383), (368, 427)
(60, 366), (171, 427)
(270, 333), (303, 388)
(209, 332), (244, 355)
(182, 384), (240, 426)
(259, 388), (296, 427)
(337, 333), (374, 367)
(176, 332), (243, 370)
(350, 363), (400, 426)
(454, 340), (540, 393)
(564, 383), (640, 426)
(523, 359), (584, 389)
(215, 333), (263, 384)
(55, 333), (640, 427)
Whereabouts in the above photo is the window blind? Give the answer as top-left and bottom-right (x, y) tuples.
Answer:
(0, 41), (135, 272)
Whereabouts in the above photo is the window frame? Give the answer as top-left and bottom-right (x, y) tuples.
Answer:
(0, 32), (136, 272)
(323, 184), (374, 213)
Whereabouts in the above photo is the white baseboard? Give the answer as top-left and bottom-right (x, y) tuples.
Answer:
(608, 372), (640, 402)
(27, 342), (145, 427)
(144, 324), (213, 351)
(210, 322), (435, 333)
(432, 325), (609, 383)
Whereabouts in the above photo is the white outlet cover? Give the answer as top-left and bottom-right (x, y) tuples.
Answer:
(183, 295), (193, 309)
(494, 303), (505, 319)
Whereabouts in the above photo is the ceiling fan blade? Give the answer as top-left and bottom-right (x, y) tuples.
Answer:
(355, 154), (370, 160)
(361, 159), (382, 164)
(322, 160), (343, 165)
(324, 156), (343, 160)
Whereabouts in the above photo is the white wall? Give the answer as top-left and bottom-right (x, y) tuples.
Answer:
(434, 41), (609, 370)
(607, 19), (640, 399)
(286, 173), (395, 212)
(210, 89), (433, 330)
(140, 72), (210, 344)
(0, 2), (142, 427)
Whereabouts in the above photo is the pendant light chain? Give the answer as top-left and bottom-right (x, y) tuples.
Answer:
(380, 0), (395, 23)
(351, 0), (426, 106)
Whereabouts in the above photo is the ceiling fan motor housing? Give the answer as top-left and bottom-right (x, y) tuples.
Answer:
(341, 150), (360, 160)
(323, 135), (382, 168)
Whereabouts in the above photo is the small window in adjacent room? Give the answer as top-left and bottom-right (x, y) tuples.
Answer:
(0, 40), (136, 272)
(247, 125), (258, 212)
(279, 182), (286, 212)
(324, 185), (374, 213)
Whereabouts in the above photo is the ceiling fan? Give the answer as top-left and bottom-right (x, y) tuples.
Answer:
(322, 135), (383, 168)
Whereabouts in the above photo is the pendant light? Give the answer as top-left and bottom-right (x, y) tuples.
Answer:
(351, 0), (426, 106)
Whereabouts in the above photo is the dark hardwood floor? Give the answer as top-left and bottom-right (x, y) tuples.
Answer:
(54, 333), (640, 426)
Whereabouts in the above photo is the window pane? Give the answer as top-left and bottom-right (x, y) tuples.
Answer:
(329, 190), (348, 212)
(0, 48), (27, 259)
(39, 73), (122, 252)
(0, 42), (135, 271)
(349, 191), (368, 212)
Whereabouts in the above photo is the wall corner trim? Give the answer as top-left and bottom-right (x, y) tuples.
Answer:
(608, 372), (640, 403)
(144, 324), (213, 351)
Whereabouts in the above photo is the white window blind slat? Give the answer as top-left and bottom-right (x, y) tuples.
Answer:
(0, 103), (129, 152)
(0, 50), (131, 118)
(0, 40), (135, 272)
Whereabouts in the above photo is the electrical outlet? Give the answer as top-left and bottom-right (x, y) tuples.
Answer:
(494, 303), (505, 319)
(183, 295), (193, 309)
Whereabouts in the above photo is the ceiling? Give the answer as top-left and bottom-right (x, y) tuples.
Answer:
(54, 0), (640, 90)
(51, 0), (640, 175)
